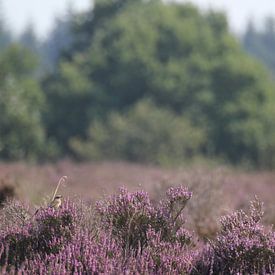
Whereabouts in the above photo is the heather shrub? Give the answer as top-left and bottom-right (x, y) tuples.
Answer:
(96, 186), (192, 251)
(155, 186), (193, 245)
(138, 228), (195, 274)
(32, 203), (77, 254)
(0, 200), (30, 230)
(1, 229), (123, 274)
(0, 225), (34, 267)
(152, 168), (230, 240)
(193, 198), (275, 274)
(96, 187), (155, 250)
(0, 227), (194, 274)
(0, 201), (77, 269)
(0, 186), (274, 274)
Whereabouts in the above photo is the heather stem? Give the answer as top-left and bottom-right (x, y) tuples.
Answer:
(51, 176), (67, 202)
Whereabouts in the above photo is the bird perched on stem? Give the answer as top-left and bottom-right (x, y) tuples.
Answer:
(49, 195), (62, 209)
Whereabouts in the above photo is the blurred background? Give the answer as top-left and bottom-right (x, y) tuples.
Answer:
(0, 0), (275, 236)
(1, 0), (275, 166)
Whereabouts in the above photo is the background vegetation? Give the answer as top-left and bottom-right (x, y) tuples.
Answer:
(1, 0), (275, 168)
(243, 16), (275, 78)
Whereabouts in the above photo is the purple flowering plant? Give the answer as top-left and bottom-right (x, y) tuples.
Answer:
(193, 197), (275, 274)
(0, 186), (274, 274)
(0, 200), (77, 269)
(211, 198), (274, 274)
(96, 186), (192, 251)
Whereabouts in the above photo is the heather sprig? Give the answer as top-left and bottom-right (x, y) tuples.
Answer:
(154, 186), (192, 245)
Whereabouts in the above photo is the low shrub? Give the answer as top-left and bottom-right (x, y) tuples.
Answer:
(193, 198), (275, 274)
(0, 201), (77, 269)
(0, 187), (274, 274)
(96, 186), (192, 251)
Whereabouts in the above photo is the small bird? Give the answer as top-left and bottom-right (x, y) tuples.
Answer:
(49, 195), (62, 209)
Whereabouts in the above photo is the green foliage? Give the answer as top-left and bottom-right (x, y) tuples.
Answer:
(0, 45), (46, 160)
(209, 53), (275, 166)
(243, 17), (275, 77)
(43, 0), (275, 167)
(70, 100), (205, 164)
(43, 60), (95, 154)
(1, 0), (275, 167)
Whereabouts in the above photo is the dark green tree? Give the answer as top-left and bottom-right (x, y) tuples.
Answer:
(43, 1), (275, 167)
(243, 16), (275, 77)
(0, 45), (46, 160)
(67, 0), (145, 58)
(42, 60), (94, 154)
(70, 99), (205, 164)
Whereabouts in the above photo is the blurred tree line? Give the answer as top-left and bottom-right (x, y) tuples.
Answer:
(243, 17), (275, 78)
(1, 0), (275, 168)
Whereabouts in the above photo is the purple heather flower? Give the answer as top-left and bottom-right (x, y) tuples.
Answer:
(166, 186), (192, 204)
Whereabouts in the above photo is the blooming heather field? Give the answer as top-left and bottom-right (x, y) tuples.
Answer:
(0, 161), (274, 274)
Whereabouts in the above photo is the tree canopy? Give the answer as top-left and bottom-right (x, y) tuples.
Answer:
(42, 0), (275, 167)
(0, 46), (46, 159)
(243, 16), (275, 78)
(1, 0), (275, 168)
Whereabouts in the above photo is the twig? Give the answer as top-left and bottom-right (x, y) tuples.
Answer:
(51, 176), (68, 202)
